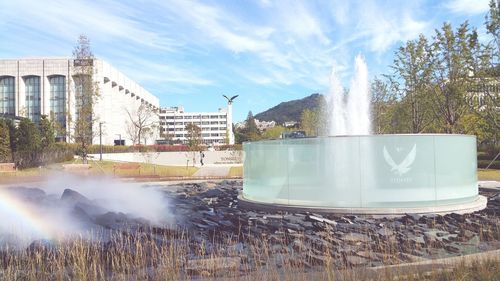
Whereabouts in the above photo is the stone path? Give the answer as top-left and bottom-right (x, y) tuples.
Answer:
(192, 166), (230, 177)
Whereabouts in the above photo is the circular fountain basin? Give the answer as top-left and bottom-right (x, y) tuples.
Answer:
(240, 134), (486, 215)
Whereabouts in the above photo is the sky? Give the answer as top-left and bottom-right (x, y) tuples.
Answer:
(0, 0), (493, 122)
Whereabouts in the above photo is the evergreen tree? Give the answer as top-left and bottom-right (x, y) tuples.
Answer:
(16, 118), (41, 152)
(239, 111), (260, 142)
(0, 120), (11, 162)
(39, 115), (55, 148)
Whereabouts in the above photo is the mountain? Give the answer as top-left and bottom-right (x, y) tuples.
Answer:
(254, 93), (324, 124)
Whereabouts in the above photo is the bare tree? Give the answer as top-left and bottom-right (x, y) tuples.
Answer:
(71, 35), (100, 163)
(125, 103), (158, 145)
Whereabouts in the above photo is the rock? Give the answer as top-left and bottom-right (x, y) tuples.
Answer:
(61, 189), (93, 206)
(408, 235), (425, 245)
(200, 189), (224, 198)
(444, 244), (460, 253)
(95, 212), (128, 229)
(307, 215), (337, 226)
(6, 187), (46, 202)
(186, 257), (240, 273)
(291, 239), (307, 252)
(377, 228), (394, 237)
(342, 233), (371, 244)
(345, 255), (368, 266)
(285, 223), (304, 232)
(306, 252), (329, 265)
(337, 217), (354, 224)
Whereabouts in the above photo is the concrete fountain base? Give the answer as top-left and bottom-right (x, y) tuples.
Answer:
(238, 194), (488, 216)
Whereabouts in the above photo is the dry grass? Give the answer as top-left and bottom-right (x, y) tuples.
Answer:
(478, 169), (500, 181)
(0, 227), (498, 281)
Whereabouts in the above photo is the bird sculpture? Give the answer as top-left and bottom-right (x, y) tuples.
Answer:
(223, 94), (239, 104)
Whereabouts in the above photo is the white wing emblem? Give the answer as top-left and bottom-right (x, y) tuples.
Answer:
(383, 144), (417, 176)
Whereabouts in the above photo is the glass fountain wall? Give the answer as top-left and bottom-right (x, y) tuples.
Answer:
(243, 135), (478, 208)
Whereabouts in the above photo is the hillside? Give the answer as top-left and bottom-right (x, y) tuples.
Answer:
(254, 93), (324, 124)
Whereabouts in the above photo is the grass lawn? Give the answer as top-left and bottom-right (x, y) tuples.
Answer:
(228, 166), (243, 177)
(477, 169), (500, 181)
(0, 160), (199, 180)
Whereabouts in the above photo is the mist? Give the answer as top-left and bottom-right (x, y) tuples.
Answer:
(0, 174), (173, 248)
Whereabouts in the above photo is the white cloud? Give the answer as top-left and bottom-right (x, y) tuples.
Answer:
(445, 0), (490, 15)
(355, 2), (429, 52)
(1, 0), (178, 52)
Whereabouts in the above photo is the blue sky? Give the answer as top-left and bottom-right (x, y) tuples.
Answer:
(0, 0), (493, 122)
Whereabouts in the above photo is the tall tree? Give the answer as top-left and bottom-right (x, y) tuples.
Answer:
(72, 34), (99, 163)
(389, 35), (434, 133)
(300, 108), (319, 136)
(371, 77), (398, 134)
(466, 0), (500, 145)
(429, 22), (477, 133)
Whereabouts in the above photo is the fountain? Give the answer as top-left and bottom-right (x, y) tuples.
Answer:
(240, 56), (486, 215)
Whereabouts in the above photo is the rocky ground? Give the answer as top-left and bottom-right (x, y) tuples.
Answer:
(0, 181), (498, 277)
(168, 181), (500, 269)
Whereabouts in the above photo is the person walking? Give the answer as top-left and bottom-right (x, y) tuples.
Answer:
(200, 151), (205, 166)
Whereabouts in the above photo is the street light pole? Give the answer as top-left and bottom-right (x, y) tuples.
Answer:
(99, 122), (103, 161)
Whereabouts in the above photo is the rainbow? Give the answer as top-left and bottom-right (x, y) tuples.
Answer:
(0, 190), (53, 239)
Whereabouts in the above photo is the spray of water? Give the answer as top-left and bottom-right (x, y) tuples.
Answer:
(328, 55), (371, 136)
(0, 174), (172, 247)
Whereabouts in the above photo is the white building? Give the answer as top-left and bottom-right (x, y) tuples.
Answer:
(0, 57), (159, 145)
(159, 106), (233, 145)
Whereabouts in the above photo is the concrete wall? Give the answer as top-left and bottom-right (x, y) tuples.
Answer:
(89, 150), (243, 167)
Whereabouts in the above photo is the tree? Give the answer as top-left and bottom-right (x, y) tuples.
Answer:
(71, 34), (99, 163)
(236, 111), (260, 143)
(125, 103), (158, 145)
(261, 126), (287, 139)
(15, 118), (41, 168)
(388, 35), (434, 133)
(0, 120), (11, 162)
(371, 78), (398, 134)
(300, 109), (319, 136)
(429, 22), (478, 133)
(185, 123), (201, 150)
(466, 1), (500, 145)
(39, 115), (55, 148)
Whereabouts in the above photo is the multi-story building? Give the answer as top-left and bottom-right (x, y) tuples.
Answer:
(159, 106), (233, 145)
(0, 57), (159, 145)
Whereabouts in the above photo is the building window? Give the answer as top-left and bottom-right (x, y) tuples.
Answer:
(24, 76), (41, 124)
(0, 76), (15, 115)
(49, 76), (66, 132)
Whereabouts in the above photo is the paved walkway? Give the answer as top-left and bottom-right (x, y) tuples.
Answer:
(192, 166), (231, 177)
(478, 180), (500, 189)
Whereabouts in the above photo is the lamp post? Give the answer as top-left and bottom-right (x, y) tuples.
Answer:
(99, 122), (104, 161)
